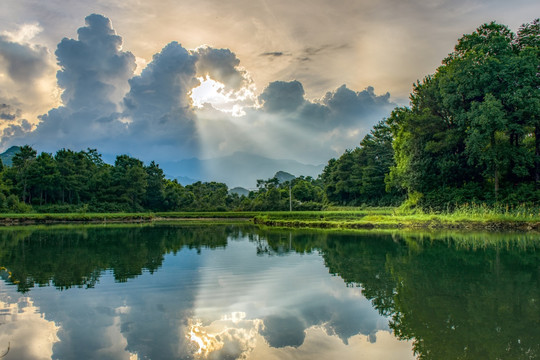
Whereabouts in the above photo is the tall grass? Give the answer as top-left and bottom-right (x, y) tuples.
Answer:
(439, 203), (540, 222)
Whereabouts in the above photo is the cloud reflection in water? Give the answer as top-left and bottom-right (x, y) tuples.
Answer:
(185, 240), (414, 359)
(0, 292), (59, 360)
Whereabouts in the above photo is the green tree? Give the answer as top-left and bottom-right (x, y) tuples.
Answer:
(322, 119), (401, 206)
(11, 145), (37, 203)
(515, 19), (540, 187)
(186, 181), (229, 211)
(32, 152), (59, 205)
(465, 94), (510, 199)
(144, 161), (165, 210)
(112, 155), (148, 210)
(163, 179), (194, 210)
(387, 20), (539, 206)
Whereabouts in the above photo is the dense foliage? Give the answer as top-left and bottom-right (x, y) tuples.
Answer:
(0, 146), (208, 212)
(323, 19), (540, 209)
(0, 145), (327, 213)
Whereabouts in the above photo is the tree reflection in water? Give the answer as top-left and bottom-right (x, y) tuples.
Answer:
(0, 225), (538, 359)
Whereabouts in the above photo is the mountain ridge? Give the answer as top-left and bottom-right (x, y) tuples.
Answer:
(161, 151), (324, 188)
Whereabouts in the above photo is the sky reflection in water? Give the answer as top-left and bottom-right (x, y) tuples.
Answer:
(1, 225), (538, 359)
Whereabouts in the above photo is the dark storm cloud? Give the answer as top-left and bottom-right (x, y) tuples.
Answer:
(16, 14), (136, 153)
(0, 103), (21, 121)
(0, 34), (50, 82)
(122, 41), (200, 156)
(256, 80), (393, 130)
(321, 85), (392, 124)
(55, 13), (136, 111)
(258, 80), (306, 113)
(193, 46), (248, 90)
(2, 119), (31, 139)
(124, 41), (197, 114)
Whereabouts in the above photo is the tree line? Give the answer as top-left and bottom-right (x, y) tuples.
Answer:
(0, 145), (327, 212)
(0, 20), (537, 212)
(322, 19), (539, 209)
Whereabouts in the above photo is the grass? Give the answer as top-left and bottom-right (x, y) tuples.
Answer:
(0, 204), (537, 230)
(252, 205), (540, 231)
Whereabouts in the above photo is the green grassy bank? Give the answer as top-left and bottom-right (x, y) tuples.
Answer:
(0, 211), (261, 225)
(252, 205), (540, 231)
(0, 206), (537, 231)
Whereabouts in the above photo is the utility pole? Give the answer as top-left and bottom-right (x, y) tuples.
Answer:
(289, 184), (292, 212)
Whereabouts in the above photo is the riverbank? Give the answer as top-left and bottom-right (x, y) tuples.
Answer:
(0, 209), (537, 230)
(0, 212), (259, 225)
(252, 209), (540, 231)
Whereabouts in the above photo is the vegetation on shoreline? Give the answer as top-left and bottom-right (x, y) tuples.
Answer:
(0, 207), (536, 231)
(253, 208), (540, 231)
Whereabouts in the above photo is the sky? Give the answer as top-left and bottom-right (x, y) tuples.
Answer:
(0, 0), (538, 179)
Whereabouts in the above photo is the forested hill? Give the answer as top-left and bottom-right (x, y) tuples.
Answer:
(323, 19), (539, 208)
(0, 146), (20, 167)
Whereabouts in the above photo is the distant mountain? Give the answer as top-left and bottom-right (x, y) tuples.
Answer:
(174, 175), (200, 186)
(161, 152), (324, 188)
(229, 187), (250, 197)
(0, 146), (20, 166)
(274, 171), (295, 183)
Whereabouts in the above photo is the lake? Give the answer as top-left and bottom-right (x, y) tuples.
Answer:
(0, 224), (539, 359)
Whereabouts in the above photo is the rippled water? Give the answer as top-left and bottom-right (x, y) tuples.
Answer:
(0, 224), (538, 359)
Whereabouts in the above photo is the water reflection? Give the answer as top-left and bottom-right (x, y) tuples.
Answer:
(0, 225), (538, 359)
(0, 294), (59, 360)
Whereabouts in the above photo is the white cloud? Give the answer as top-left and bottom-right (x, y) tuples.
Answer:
(1, 23), (43, 43)
(0, 22), (58, 142)
(0, 295), (60, 360)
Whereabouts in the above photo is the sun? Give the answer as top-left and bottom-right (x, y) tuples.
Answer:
(190, 76), (256, 117)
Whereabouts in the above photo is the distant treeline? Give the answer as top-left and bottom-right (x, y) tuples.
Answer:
(1, 20), (538, 213)
(0, 145), (326, 213)
(323, 19), (540, 209)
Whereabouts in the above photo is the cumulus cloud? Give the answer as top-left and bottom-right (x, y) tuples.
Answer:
(0, 34), (50, 83)
(196, 80), (394, 172)
(258, 80), (306, 113)
(55, 13), (135, 111)
(0, 23), (57, 140)
(0, 103), (21, 121)
(322, 85), (391, 122)
(194, 46), (250, 91)
(122, 41), (200, 157)
(257, 80), (392, 128)
(1, 13), (395, 185)
(4, 14), (137, 155)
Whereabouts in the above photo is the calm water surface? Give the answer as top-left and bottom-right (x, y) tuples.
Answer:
(0, 224), (538, 359)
